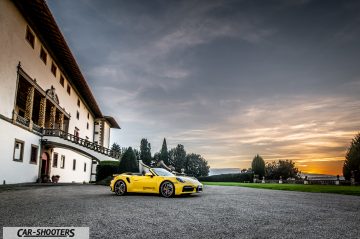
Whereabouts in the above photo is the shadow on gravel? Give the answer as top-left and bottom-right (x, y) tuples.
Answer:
(109, 192), (201, 199)
(0, 183), (89, 193)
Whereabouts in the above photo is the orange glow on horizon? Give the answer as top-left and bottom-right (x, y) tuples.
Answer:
(208, 157), (346, 176)
(296, 160), (344, 176)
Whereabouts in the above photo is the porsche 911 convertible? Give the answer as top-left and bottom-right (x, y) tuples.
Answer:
(110, 165), (203, 197)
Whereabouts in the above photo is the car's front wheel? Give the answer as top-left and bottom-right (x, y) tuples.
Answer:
(114, 180), (127, 196)
(160, 181), (174, 198)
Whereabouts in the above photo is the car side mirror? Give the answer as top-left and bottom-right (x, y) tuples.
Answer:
(145, 173), (153, 177)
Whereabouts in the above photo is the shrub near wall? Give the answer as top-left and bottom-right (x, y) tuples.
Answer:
(198, 173), (254, 182)
(96, 160), (120, 182)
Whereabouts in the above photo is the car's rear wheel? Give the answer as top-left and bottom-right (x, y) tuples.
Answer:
(160, 181), (174, 198)
(114, 180), (126, 196)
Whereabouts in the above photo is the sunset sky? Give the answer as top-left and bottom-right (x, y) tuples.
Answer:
(48, 0), (360, 175)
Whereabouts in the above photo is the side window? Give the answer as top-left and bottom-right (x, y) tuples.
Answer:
(60, 75), (65, 87)
(60, 155), (65, 169)
(67, 84), (71, 95)
(25, 26), (35, 48)
(40, 47), (47, 64)
(30, 145), (38, 164)
(53, 153), (58, 167)
(51, 62), (57, 77)
(13, 139), (24, 162)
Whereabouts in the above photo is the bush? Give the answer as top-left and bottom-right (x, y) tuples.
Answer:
(95, 176), (113, 186)
(96, 160), (120, 182)
(198, 173), (254, 182)
(343, 132), (360, 182)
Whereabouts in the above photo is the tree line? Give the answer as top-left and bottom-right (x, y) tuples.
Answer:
(111, 138), (210, 178)
(251, 154), (300, 180)
(343, 132), (360, 182)
(251, 131), (360, 182)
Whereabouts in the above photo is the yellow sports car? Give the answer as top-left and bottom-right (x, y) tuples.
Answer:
(110, 166), (203, 197)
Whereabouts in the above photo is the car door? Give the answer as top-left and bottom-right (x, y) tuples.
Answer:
(132, 175), (158, 193)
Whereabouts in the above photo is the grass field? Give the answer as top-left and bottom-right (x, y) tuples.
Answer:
(202, 182), (360, 196)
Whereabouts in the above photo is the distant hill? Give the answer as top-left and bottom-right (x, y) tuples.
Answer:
(209, 168), (241, 176)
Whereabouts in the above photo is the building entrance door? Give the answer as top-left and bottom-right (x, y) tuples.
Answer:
(40, 152), (50, 179)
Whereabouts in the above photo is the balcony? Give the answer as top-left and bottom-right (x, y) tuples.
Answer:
(43, 128), (120, 159)
(12, 112), (120, 161)
(42, 128), (120, 161)
(14, 113), (30, 127)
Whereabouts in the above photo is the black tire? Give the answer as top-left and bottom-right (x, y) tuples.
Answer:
(160, 181), (175, 198)
(114, 180), (127, 196)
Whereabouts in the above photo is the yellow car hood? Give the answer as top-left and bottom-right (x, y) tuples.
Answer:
(177, 176), (202, 185)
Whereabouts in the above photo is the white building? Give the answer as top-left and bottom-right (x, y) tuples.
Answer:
(0, 0), (121, 184)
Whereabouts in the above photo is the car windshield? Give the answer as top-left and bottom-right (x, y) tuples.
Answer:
(152, 168), (175, 177)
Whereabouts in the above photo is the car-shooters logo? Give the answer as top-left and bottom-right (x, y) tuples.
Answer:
(3, 227), (89, 239)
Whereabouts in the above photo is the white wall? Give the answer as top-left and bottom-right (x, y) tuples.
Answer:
(0, 119), (95, 184)
(0, 0), (117, 184)
(0, 0), (94, 140)
(0, 120), (40, 184)
(103, 121), (111, 148)
(50, 148), (92, 183)
(94, 123), (100, 144)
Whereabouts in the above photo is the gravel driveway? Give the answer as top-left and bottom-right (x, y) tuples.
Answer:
(0, 184), (359, 239)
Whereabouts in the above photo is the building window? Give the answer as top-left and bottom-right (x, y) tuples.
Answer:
(60, 75), (64, 87)
(25, 26), (35, 48)
(53, 153), (58, 168)
(76, 111), (80, 120)
(67, 84), (71, 95)
(30, 145), (38, 164)
(40, 47), (47, 64)
(84, 163), (87, 172)
(87, 113), (89, 119)
(73, 159), (76, 171)
(87, 122), (89, 129)
(51, 62), (57, 77)
(60, 155), (65, 169)
(77, 99), (80, 107)
(13, 139), (24, 162)
(94, 132), (99, 135)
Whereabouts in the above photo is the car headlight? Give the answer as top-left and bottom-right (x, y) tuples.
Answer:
(176, 177), (186, 183)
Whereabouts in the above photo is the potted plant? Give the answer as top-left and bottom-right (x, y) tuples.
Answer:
(51, 175), (60, 183)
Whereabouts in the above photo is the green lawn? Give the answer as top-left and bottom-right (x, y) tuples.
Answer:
(202, 182), (360, 196)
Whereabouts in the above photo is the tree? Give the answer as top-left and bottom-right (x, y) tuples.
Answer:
(170, 144), (186, 172)
(119, 147), (138, 173)
(111, 143), (121, 158)
(152, 152), (160, 167)
(159, 138), (169, 165)
(96, 160), (120, 182)
(343, 132), (360, 182)
(251, 154), (265, 178)
(185, 153), (210, 177)
(140, 138), (152, 166)
(265, 160), (300, 180)
(133, 148), (140, 161)
(168, 148), (175, 167)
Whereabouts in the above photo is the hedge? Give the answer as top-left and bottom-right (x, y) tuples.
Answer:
(96, 160), (120, 182)
(198, 173), (254, 182)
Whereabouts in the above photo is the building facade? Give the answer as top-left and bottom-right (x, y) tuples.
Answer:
(0, 0), (120, 184)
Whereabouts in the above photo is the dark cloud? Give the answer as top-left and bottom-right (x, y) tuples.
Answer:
(48, 0), (360, 174)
